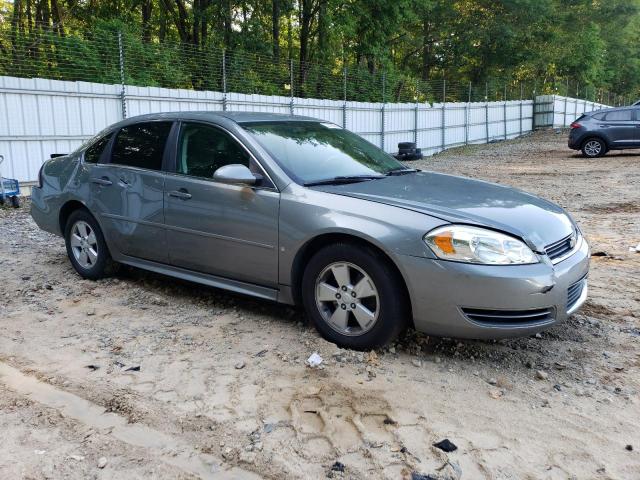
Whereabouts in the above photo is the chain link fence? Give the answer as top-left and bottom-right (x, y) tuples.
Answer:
(0, 27), (632, 107)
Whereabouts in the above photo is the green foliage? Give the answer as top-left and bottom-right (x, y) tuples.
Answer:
(1, 0), (639, 101)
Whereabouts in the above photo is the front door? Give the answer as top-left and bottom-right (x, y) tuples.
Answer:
(600, 109), (638, 147)
(90, 121), (173, 264)
(164, 122), (280, 287)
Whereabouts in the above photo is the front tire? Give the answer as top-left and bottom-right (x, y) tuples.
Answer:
(302, 243), (409, 350)
(64, 209), (118, 280)
(581, 138), (606, 158)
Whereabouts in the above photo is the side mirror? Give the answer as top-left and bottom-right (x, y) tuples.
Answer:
(213, 164), (261, 186)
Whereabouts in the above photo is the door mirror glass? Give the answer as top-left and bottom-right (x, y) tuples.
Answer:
(213, 164), (260, 185)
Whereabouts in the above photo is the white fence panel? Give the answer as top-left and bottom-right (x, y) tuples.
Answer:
(5, 74), (594, 184)
(534, 95), (608, 128)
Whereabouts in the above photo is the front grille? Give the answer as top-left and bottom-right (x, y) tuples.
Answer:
(567, 276), (586, 311)
(545, 233), (575, 261)
(461, 307), (555, 326)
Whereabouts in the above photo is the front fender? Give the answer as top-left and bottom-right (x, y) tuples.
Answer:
(278, 185), (447, 286)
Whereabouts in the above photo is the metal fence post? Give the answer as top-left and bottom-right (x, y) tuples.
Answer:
(222, 49), (227, 111)
(563, 79), (568, 127)
(519, 82), (523, 137)
(532, 81), (537, 130)
(441, 79), (446, 151)
(381, 71), (386, 151)
(117, 31), (127, 119)
(342, 67), (347, 129)
(465, 81), (471, 145)
(503, 83), (507, 140)
(289, 59), (295, 115)
(484, 81), (489, 143)
(414, 79), (419, 145)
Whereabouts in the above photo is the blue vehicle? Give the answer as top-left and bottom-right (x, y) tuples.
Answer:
(0, 155), (21, 208)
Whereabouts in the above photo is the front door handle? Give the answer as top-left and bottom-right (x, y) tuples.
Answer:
(91, 177), (112, 186)
(168, 189), (192, 200)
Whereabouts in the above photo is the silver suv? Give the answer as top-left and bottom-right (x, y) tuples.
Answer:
(568, 107), (640, 157)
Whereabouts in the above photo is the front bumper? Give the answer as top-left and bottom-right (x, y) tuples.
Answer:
(397, 237), (590, 339)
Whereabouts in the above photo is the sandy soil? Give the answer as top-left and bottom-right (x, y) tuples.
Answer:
(0, 130), (639, 480)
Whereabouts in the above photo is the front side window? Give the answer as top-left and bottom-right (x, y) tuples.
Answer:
(84, 132), (113, 164)
(177, 123), (251, 178)
(241, 121), (404, 185)
(604, 110), (632, 121)
(111, 122), (173, 170)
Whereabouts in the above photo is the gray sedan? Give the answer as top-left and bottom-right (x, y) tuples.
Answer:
(31, 112), (589, 349)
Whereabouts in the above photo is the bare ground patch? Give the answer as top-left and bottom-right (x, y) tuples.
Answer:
(1, 130), (639, 479)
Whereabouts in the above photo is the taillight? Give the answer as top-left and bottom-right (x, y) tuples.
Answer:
(570, 122), (581, 129)
(37, 163), (45, 188)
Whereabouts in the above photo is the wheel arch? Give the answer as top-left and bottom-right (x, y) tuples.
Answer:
(59, 199), (91, 234)
(581, 135), (609, 151)
(290, 232), (414, 327)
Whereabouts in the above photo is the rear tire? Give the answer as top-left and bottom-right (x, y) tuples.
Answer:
(10, 196), (20, 208)
(64, 209), (118, 280)
(581, 138), (606, 158)
(302, 242), (409, 350)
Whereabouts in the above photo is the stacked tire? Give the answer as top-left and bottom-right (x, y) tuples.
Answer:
(393, 142), (423, 161)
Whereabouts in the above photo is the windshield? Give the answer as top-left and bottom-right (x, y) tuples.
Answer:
(241, 121), (406, 184)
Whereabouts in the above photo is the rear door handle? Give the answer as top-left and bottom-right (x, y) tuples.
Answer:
(168, 189), (192, 200)
(90, 177), (112, 186)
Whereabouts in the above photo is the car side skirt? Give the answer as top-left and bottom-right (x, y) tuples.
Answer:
(114, 253), (281, 303)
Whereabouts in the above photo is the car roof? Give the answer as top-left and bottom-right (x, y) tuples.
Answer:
(585, 106), (636, 116)
(108, 111), (320, 130)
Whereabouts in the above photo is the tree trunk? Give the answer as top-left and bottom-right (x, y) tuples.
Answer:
(223, 0), (232, 49)
(142, 0), (153, 43)
(159, 6), (167, 43)
(287, 12), (293, 60)
(50, 0), (64, 35)
(299, 0), (316, 90)
(192, 0), (200, 47)
(272, 0), (280, 61)
(421, 19), (431, 81)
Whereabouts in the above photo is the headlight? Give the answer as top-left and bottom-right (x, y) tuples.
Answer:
(424, 225), (538, 265)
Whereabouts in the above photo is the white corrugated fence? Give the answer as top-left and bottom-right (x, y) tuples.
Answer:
(0, 75), (604, 184)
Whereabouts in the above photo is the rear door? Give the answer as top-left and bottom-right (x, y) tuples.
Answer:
(600, 109), (637, 147)
(90, 121), (173, 263)
(164, 121), (280, 287)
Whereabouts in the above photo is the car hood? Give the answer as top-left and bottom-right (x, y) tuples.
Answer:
(312, 171), (575, 252)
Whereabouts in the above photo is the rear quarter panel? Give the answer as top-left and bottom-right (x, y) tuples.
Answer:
(30, 154), (84, 236)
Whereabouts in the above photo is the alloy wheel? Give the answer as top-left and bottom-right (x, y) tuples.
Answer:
(314, 262), (379, 336)
(584, 140), (602, 157)
(70, 220), (99, 269)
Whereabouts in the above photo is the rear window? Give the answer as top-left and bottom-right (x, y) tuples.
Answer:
(111, 122), (173, 171)
(84, 133), (113, 164)
(604, 110), (632, 121)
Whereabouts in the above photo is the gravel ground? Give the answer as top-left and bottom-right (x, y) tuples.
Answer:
(0, 130), (639, 479)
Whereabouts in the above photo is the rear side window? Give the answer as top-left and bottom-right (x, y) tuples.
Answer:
(84, 133), (113, 164)
(604, 110), (632, 121)
(111, 122), (173, 170)
(592, 112), (605, 120)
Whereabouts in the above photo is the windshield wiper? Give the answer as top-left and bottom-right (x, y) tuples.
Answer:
(386, 168), (419, 176)
(303, 175), (385, 187)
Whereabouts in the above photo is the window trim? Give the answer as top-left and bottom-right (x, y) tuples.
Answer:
(81, 131), (115, 165)
(168, 120), (278, 192)
(106, 120), (176, 172)
(603, 109), (633, 122)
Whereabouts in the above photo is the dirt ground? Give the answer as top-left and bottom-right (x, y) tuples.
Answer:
(0, 130), (639, 480)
